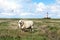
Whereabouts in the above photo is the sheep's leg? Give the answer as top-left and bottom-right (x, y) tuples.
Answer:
(31, 26), (34, 32)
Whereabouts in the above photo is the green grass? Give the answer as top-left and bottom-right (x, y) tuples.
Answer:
(0, 19), (60, 40)
(0, 22), (9, 29)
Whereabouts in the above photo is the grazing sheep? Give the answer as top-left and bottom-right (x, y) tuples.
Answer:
(18, 20), (34, 31)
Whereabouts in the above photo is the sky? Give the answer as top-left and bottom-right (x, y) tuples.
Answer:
(0, 0), (60, 18)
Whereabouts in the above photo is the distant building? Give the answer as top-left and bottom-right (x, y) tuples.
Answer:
(44, 12), (51, 19)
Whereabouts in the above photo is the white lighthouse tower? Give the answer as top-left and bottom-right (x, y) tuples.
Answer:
(44, 12), (51, 19)
(46, 12), (48, 18)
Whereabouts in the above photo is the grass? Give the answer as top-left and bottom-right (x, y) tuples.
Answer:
(0, 19), (60, 40)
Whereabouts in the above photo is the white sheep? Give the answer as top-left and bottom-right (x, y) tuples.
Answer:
(18, 20), (34, 31)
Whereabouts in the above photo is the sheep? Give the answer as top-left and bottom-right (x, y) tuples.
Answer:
(18, 20), (34, 31)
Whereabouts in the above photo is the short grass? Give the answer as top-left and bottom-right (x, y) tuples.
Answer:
(0, 19), (60, 40)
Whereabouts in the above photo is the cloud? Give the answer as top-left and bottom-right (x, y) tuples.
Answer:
(0, 13), (16, 16)
(0, 0), (60, 18)
(0, 0), (17, 9)
(0, 0), (23, 18)
(36, 2), (47, 12)
(20, 13), (32, 16)
(50, 5), (60, 13)
(34, 1), (60, 18)
(56, 0), (60, 4)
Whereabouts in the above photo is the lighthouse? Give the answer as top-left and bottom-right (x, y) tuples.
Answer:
(46, 12), (48, 18)
(44, 12), (51, 19)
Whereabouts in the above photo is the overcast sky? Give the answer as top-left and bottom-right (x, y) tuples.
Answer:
(0, 0), (60, 18)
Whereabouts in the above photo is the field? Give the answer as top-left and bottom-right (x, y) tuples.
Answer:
(0, 18), (60, 40)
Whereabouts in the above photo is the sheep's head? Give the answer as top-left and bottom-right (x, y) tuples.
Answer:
(19, 20), (24, 27)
